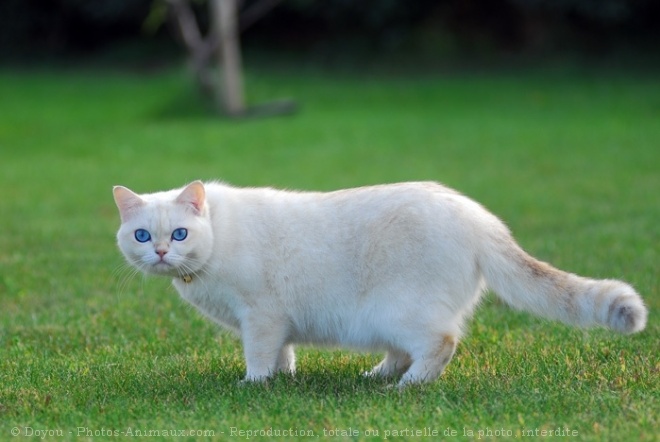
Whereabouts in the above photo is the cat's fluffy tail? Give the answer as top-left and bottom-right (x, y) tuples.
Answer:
(479, 237), (647, 334)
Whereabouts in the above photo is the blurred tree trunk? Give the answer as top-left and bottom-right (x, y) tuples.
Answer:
(212, 0), (244, 116)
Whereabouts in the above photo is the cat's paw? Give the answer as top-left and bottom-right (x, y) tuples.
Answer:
(384, 382), (407, 391)
(238, 374), (270, 386)
(363, 369), (398, 380)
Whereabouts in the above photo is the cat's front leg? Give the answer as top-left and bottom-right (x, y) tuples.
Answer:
(240, 314), (291, 382)
(276, 344), (296, 375)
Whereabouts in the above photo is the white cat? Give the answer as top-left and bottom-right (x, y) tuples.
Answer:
(113, 181), (647, 386)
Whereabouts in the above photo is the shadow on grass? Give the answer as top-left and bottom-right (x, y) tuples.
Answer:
(152, 90), (299, 122)
(121, 358), (391, 398)
(126, 357), (474, 403)
(153, 91), (222, 121)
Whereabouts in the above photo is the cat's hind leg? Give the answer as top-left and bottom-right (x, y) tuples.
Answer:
(397, 334), (457, 387)
(365, 349), (412, 378)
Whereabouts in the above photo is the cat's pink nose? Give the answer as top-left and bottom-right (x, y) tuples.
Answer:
(156, 249), (168, 258)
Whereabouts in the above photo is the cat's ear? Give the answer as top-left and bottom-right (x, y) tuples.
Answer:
(113, 186), (145, 222)
(176, 181), (206, 215)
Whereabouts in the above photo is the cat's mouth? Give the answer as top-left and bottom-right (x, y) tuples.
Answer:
(150, 261), (178, 275)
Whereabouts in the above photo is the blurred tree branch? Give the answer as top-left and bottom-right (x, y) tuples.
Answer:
(167, 0), (218, 94)
(165, 0), (283, 115)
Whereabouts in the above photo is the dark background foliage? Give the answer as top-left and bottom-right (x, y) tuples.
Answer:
(1, 0), (658, 61)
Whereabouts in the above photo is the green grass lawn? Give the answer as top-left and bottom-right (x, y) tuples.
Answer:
(0, 63), (658, 441)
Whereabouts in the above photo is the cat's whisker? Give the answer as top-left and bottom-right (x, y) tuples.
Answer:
(115, 264), (142, 300)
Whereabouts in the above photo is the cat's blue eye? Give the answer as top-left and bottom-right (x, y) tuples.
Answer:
(171, 228), (188, 241)
(134, 229), (151, 243)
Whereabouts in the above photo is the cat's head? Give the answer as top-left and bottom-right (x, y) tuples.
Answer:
(112, 181), (214, 278)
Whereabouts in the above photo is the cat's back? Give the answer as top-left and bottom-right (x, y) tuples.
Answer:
(318, 181), (490, 229)
(204, 180), (487, 228)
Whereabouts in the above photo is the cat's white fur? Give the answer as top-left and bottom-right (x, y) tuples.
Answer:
(113, 181), (647, 386)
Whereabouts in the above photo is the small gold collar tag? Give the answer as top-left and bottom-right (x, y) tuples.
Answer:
(182, 275), (193, 283)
